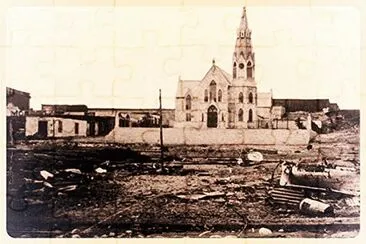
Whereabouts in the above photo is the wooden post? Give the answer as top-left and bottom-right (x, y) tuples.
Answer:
(8, 117), (14, 145)
(53, 119), (55, 138)
(159, 89), (164, 165)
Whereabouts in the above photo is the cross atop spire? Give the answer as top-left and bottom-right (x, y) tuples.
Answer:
(242, 6), (246, 18)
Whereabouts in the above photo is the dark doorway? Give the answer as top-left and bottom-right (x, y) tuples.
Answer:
(248, 109), (253, 122)
(89, 121), (95, 136)
(38, 121), (48, 138)
(75, 123), (79, 135)
(207, 105), (218, 128)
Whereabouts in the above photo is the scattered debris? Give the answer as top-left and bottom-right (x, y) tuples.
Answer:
(101, 160), (111, 166)
(215, 178), (230, 185)
(268, 187), (305, 207)
(203, 191), (226, 198)
(95, 167), (107, 174)
(344, 197), (360, 208)
(40, 170), (54, 180)
(269, 160), (358, 218)
(236, 158), (244, 165)
(198, 230), (212, 237)
(125, 230), (133, 237)
(197, 172), (210, 176)
(258, 227), (272, 236)
(7, 137), (360, 238)
(43, 182), (53, 188)
(246, 151), (263, 163)
(58, 185), (77, 192)
(176, 191), (225, 201)
(64, 168), (82, 174)
(299, 198), (334, 216)
(209, 234), (222, 238)
(279, 161), (358, 194)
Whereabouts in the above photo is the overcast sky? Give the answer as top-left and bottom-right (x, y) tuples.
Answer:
(5, 6), (360, 109)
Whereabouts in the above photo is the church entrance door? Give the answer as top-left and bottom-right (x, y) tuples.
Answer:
(207, 105), (218, 128)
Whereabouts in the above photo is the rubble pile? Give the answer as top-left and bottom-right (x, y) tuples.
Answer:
(285, 110), (359, 134)
(315, 110), (359, 134)
(267, 160), (360, 218)
(7, 126), (360, 238)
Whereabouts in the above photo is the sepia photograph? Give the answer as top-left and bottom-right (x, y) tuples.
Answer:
(4, 1), (361, 239)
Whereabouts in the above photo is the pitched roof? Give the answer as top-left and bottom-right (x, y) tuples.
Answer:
(176, 79), (200, 97)
(217, 66), (232, 83)
(201, 64), (232, 84)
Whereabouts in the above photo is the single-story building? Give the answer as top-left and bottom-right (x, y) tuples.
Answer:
(26, 116), (88, 139)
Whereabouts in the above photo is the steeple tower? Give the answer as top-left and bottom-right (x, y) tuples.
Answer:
(232, 7), (255, 80)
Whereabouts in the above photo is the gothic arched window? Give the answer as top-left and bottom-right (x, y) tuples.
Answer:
(186, 113), (191, 121)
(247, 61), (253, 78)
(248, 92), (253, 104)
(239, 92), (244, 103)
(218, 89), (222, 102)
(248, 109), (253, 122)
(238, 109), (243, 122)
(209, 80), (217, 102)
(204, 89), (208, 102)
(185, 95), (192, 110)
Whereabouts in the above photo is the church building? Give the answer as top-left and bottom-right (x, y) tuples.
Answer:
(175, 7), (273, 129)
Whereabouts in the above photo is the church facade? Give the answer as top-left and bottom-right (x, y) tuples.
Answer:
(175, 7), (273, 129)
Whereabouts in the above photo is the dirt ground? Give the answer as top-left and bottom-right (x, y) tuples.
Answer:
(6, 127), (360, 238)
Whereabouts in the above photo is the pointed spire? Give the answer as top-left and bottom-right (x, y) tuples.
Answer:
(233, 6), (255, 80)
(242, 6), (246, 18)
(240, 6), (248, 29)
(212, 58), (216, 65)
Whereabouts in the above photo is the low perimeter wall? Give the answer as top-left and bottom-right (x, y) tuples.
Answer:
(105, 128), (310, 145)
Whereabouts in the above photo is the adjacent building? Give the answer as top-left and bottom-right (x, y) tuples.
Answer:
(25, 116), (88, 138)
(6, 87), (31, 143)
(272, 99), (339, 113)
(41, 104), (88, 116)
(88, 108), (175, 128)
(6, 87), (31, 116)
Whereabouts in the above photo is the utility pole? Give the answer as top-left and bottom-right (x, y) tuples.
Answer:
(159, 89), (164, 167)
(8, 117), (14, 146)
(53, 119), (55, 138)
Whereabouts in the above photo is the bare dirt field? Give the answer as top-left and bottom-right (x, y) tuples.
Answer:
(6, 127), (360, 238)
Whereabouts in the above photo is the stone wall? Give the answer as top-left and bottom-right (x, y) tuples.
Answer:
(105, 127), (310, 145)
